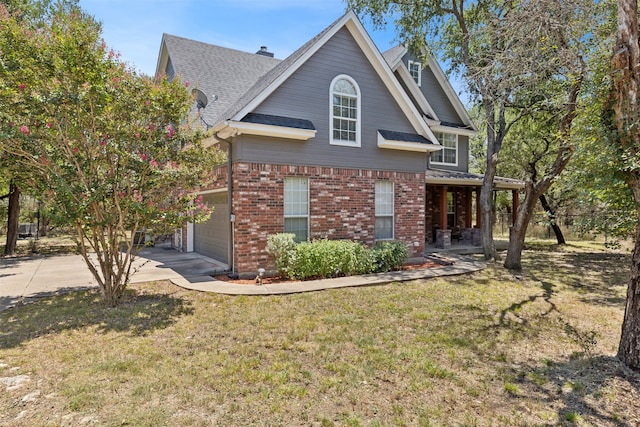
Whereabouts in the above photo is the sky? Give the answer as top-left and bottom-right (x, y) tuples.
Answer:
(79, 0), (399, 77)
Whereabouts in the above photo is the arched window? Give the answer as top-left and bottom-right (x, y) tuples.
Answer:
(330, 75), (361, 147)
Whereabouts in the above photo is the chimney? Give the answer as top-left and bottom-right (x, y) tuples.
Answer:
(255, 46), (274, 58)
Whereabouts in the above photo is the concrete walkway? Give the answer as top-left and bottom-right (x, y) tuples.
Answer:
(0, 247), (485, 311)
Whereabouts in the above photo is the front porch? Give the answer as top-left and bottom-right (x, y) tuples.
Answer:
(425, 169), (524, 250)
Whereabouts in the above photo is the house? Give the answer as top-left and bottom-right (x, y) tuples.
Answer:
(155, 11), (523, 277)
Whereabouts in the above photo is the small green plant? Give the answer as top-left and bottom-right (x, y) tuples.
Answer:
(372, 240), (409, 272)
(565, 411), (582, 423)
(503, 382), (519, 396)
(266, 233), (297, 277)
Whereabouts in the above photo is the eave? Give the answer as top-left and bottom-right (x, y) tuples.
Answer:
(215, 120), (316, 141)
(377, 131), (440, 153)
(430, 124), (478, 137)
(425, 169), (525, 190)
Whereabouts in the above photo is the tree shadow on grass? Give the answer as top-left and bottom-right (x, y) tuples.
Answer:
(509, 355), (640, 426)
(523, 250), (629, 307)
(0, 284), (194, 349)
(498, 280), (558, 327)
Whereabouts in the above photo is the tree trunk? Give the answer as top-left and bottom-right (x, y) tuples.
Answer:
(539, 193), (566, 244)
(4, 182), (20, 256)
(38, 211), (48, 237)
(618, 219), (640, 368)
(611, 0), (640, 369)
(504, 184), (537, 270)
(481, 102), (501, 260)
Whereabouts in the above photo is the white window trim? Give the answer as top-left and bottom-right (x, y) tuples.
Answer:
(329, 74), (361, 148)
(284, 177), (310, 241)
(431, 132), (459, 167)
(375, 180), (394, 240)
(408, 60), (422, 87)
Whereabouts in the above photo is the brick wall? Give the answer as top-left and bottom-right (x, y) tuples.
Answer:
(232, 162), (425, 275)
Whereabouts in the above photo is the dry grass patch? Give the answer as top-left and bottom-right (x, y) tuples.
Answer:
(1, 243), (639, 426)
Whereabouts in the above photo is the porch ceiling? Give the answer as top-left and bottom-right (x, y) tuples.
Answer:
(425, 168), (525, 190)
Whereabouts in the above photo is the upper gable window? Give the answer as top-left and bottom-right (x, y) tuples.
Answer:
(330, 75), (361, 147)
(432, 132), (458, 166)
(408, 60), (422, 86)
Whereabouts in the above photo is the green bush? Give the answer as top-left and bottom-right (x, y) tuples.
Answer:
(287, 239), (376, 280)
(372, 240), (409, 272)
(266, 233), (296, 276)
(266, 234), (409, 280)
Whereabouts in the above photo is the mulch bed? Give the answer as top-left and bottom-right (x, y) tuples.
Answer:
(213, 259), (444, 285)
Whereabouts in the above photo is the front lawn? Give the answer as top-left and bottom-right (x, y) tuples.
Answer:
(1, 243), (638, 426)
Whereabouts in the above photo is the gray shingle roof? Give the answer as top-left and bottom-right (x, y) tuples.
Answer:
(378, 129), (434, 145)
(425, 168), (524, 189)
(381, 45), (406, 68)
(161, 34), (281, 127)
(438, 120), (475, 130)
(242, 113), (315, 130)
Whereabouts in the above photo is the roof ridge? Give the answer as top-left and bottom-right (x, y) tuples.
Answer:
(162, 33), (281, 60)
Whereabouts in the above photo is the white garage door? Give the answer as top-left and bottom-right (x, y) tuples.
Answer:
(194, 192), (229, 263)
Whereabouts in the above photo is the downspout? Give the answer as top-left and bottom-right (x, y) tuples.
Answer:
(217, 135), (237, 278)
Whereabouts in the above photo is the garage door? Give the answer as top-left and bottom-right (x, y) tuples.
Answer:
(194, 192), (228, 263)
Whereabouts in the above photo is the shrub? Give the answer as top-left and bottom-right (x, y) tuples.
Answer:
(287, 239), (376, 280)
(372, 240), (409, 272)
(266, 235), (408, 280)
(266, 233), (297, 277)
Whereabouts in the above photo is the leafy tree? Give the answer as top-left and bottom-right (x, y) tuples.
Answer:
(609, 0), (640, 369)
(349, 0), (589, 261)
(0, 0), (78, 255)
(0, 4), (224, 305)
(349, 0), (601, 267)
(565, 31), (635, 244)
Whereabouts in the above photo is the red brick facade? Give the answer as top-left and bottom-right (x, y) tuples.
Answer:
(231, 162), (425, 274)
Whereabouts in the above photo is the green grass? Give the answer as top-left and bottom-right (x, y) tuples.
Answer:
(0, 243), (638, 426)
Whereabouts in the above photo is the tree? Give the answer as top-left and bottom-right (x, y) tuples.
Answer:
(610, 0), (640, 369)
(503, 67), (586, 269)
(0, 4), (224, 306)
(0, 0), (78, 255)
(349, 0), (586, 261)
(564, 22), (635, 246)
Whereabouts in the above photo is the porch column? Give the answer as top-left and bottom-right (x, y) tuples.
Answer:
(472, 187), (482, 246)
(439, 185), (448, 229)
(436, 186), (451, 249)
(475, 187), (481, 228)
(512, 189), (519, 226)
(465, 188), (473, 228)
(461, 187), (474, 244)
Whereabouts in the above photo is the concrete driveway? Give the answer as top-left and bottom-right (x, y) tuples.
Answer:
(0, 247), (227, 311)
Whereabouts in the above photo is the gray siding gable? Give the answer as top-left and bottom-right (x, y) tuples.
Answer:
(237, 26), (428, 173)
(402, 52), (464, 126)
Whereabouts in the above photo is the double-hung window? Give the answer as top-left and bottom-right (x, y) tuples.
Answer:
(330, 75), (361, 147)
(284, 177), (309, 242)
(432, 132), (458, 165)
(375, 181), (394, 240)
(408, 60), (422, 86)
